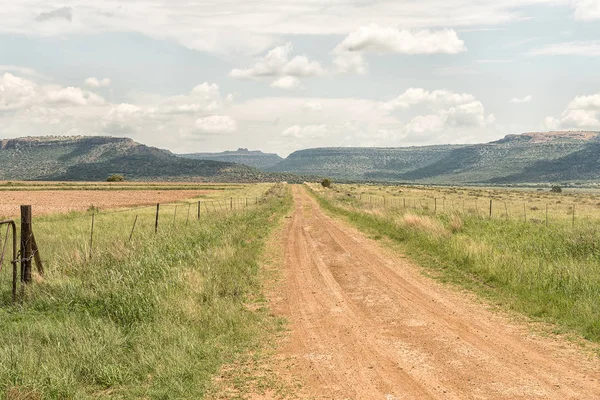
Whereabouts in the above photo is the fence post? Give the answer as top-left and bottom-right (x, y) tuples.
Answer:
(230, 197), (233, 211)
(155, 203), (160, 233)
(20, 205), (32, 284)
(572, 204), (576, 228)
(524, 203), (527, 222)
(434, 198), (437, 214)
(545, 204), (548, 227)
(89, 212), (95, 259)
(129, 215), (138, 241)
(489, 199), (493, 219)
(198, 201), (201, 220)
(30, 233), (43, 276)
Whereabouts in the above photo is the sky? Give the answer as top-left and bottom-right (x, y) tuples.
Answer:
(1, 1), (600, 156)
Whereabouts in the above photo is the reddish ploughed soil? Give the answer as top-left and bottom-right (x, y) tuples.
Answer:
(265, 186), (600, 399)
(0, 190), (209, 217)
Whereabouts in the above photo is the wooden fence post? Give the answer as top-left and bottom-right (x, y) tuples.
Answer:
(230, 197), (233, 211)
(30, 233), (43, 275)
(89, 212), (95, 259)
(545, 204), (548, 227)
(489, 199), (493, 219)
(20, 205), (32, 284)
(524, 203), (527, 222)
(434, 198), (437, 214)
(155, 203), (160, 233)
(198, 201), (201, 220)
(572, 204), (576, 228)
(129, 215), (138, 242)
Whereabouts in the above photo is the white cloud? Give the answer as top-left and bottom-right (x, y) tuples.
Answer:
(0, 73), (38, 111)
(85, 77), (111, 88)
(332, 51), (367, 75)
(405, 114), (446, 133)
(382, 88), (476, 111)
(270, 76), (301, 90)
(380, 88), (493, 134)
(0, 1), (568, 56)
(332, 25), (465, 74)
(0, 73), (105, 111)
(567, 93), (600, 110)
(510, 95), (533, 104)
(281, 124), (328, 138)
(529, 41), (600, 56)
(35, 6), (73, 22)
(191, 82), (220, 98)
(573, 0), (600, 21)
(282, 56), (325, 77)
(335, 25), (466, 55)
(46, 87), (105, 106)
(303, 101), (323, 111)
(544, 92), (600, 129)
(230, 42), (324, 83)
(194, 115), (237, 133)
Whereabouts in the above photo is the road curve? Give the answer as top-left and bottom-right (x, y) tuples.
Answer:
(268, 186), (600, 399)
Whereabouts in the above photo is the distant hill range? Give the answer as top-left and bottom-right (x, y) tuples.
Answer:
(268, 131), (600, 185)
(179, 148), (283, 169)
(0, 136), (305, 182)
(3, 131), (600, 185)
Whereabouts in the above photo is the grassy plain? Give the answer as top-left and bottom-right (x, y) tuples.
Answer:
(0, 183), (291, 399)
(309, 183), (600, 345)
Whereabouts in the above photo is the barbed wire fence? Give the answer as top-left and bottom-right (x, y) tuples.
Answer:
(0, 193), (271, 304)
(329, 191), (597, 229)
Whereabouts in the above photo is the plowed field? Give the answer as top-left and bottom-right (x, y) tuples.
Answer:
(0, 189), (209, 217)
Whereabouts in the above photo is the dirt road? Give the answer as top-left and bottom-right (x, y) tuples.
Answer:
(269, 186), (600, 399)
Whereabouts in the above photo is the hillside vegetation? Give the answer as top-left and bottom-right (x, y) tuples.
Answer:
(269, 131), (600, 185)
(179, 148), (283, 170)
(0, 136), (306, 183)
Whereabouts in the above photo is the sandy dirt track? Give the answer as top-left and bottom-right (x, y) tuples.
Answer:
(267, 186), (600, 399)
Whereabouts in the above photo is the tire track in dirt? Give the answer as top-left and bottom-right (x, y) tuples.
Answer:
(267, 186), (600, 399)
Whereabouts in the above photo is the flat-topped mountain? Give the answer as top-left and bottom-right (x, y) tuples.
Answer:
(268, 131), (600, 184)
(0, 136), (289, 182)
(179, 148), (283, 170)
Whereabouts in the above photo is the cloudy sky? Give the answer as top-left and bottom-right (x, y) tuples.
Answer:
(1, 1), (600, 156)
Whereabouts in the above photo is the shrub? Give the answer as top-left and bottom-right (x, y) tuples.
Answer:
(321, 178), (332, 188)
(550, 185), (562, 193)
(107, 174), (125, 182)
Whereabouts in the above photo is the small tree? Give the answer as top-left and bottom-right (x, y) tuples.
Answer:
(107, 174), (125, 182)
(550, 185), (562, 193)
(321, 178), (332, 188)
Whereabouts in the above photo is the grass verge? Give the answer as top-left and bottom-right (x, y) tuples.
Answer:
(0, 184), (292, 399)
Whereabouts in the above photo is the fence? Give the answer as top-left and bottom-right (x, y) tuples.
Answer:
(340, 192), (595, 228)
(0, 196), (265, 304)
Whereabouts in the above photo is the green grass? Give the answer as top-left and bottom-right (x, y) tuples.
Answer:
(308, 185), (600, 345)
(0, 184), (291, 399)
